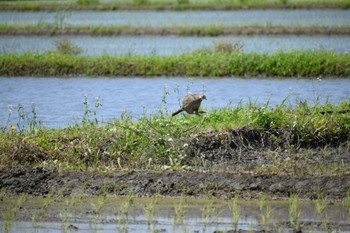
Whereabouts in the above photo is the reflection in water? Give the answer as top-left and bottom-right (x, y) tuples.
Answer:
(0, 77), (350, 127)
(0, 35), (349, 55)
(0, 197), (348, 233)
(0, 10), (349, 27)
(0, 77), (349, 128)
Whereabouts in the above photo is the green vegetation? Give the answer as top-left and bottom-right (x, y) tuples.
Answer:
(0, 0), (349, 11)
(1, 24), (349, 36)
(0, 97), (349, 174)
(1, 195), (348, 233)
(289, 193), (301, 231)
(0, 50), (349, 77)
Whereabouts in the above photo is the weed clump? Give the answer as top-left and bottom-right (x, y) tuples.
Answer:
(49, 39), (84, 56)
(76, 0), (100, 6)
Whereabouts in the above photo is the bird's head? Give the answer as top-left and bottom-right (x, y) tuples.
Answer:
(201, 94), (207, 100)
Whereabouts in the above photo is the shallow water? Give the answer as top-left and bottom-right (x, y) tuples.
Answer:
(0, 35), (349, 55)
(0, 76), (349, 128)
(1, 10), (349, 27)
(0, 197), (349, 233)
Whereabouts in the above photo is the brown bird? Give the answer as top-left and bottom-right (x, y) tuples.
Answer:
(172, 94), (207, 117)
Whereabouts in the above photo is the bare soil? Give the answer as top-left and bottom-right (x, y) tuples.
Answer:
(1, 166), (349, 200)
(1, 127), (349, 200)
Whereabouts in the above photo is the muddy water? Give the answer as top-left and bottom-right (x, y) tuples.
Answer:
(0, 197), (349, 233)
(1, 10), (349, 27)
(0, 76), (349, 128)
(0, 35), (349, 55)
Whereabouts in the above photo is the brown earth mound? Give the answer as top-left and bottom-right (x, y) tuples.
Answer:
(1, 166), (349, 200)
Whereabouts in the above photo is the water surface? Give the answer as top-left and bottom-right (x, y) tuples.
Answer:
(0, 197), (349, 233)
(0, 77), (349, 128)
(0, 10), (349, 27)
(1, 35), (349, 55)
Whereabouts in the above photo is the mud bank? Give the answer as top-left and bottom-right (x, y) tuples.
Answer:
(1, 167), (349, 200)
(1, 27), (350, 36)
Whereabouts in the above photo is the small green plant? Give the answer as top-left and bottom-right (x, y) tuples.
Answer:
(213, 41), (243, 54)
(52, 38), (84, 55)
(289, 193), (301, 232)
(346, 187), (350, 214)
(174, 200), (187, 225)
(177, 0), (189, 4)
(143, 197), (158, 226)
(228, 194), (240, 231)
(0, 187), (7, 201)
(4, 206), (14, 233)
(133, 0), (149, 5)
(76, 0), (99, 6)
(201, 201), (217, 227)
(259, 193), (271, 231)
(117, 194), (134, 232)
(314, 190), (329, 229)
(279, 0), (288, 5)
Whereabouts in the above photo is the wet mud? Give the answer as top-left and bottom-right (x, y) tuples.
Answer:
(1, 166), (349, 200)
(1, 127), (349, 200)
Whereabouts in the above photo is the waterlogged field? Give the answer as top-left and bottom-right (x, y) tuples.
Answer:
(0, 195), (350, 233)
(1, 2), (350, 233)
(1, 77), (349, 128)
(1, 35), (349, 55)
(1, 10), (349, 27)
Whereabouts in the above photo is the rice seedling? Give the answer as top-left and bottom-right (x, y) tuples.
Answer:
(201, 200), (220, 230)
(289, 193), (301, 232)
(143, 197), (158, 227)
(259, 193), (272, 231)
(173, 199), (187, 225)
(4, 206), (13, 233)
(228, 193), (240, 231)
(117, 193), (134, 232)
(91, 193), (107, 221)
(314, 189), (329, 229)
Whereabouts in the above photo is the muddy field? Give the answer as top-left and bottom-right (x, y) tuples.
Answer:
(0, 165), (349, 201)
(1, 126), (350, 201)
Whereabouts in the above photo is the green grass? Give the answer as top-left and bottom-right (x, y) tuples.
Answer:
(1, 24), (349, 36)
(0, 98), (349, 173)
(0, 51), (349, 77)
(0, 0), (349, 11)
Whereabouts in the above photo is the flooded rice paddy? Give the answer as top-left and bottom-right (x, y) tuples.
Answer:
(1, 10), (349, 27)
(1, 196), (349, 233)
(1, 35), (349, 55)
(0, 76), (349, 128)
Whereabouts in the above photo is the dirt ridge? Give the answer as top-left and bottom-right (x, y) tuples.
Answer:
(1, 166), (349, 200)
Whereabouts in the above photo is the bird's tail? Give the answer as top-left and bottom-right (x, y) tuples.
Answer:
(172, 109), (183, 117)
